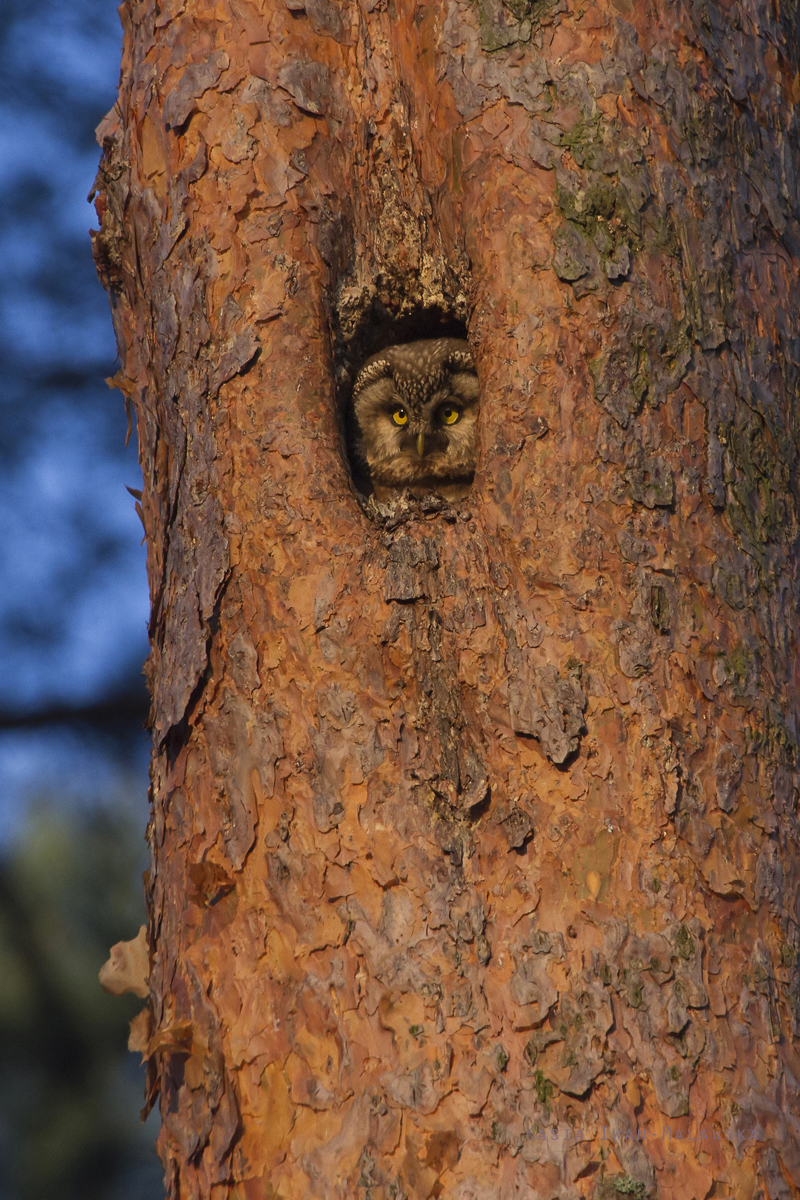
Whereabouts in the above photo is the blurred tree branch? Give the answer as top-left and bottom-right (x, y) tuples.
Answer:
(0, 688), (149, 732)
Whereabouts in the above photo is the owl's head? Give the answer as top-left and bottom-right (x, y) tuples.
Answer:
(351, 337), (479, 494)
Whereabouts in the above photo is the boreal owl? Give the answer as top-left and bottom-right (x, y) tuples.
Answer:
(351, 337), (479, 502)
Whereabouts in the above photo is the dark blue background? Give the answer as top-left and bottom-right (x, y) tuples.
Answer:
(0, 0), (160, 1194)
(0, 0), (149, 827)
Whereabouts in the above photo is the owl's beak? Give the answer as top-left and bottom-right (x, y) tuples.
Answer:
(416, 433), (426, 458)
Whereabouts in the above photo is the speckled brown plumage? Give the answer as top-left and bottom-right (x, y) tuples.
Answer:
(351, 337), (479, 501)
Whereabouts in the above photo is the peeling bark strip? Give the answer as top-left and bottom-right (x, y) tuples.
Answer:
(95, 0), (800, 1196)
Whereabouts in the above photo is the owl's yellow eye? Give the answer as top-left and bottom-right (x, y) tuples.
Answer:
(439, 405), (461, 425)
(391, 407), (408, 426)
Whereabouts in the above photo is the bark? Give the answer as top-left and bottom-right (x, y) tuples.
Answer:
(93, 0), (800, 1197)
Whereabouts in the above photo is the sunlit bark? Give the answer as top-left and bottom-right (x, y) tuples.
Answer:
(94, 0), (800, 1195)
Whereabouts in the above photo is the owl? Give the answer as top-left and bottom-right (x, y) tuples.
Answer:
(351, 337), (479, 502)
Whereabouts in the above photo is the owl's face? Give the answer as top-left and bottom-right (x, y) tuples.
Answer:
(352, 338), (479, 493)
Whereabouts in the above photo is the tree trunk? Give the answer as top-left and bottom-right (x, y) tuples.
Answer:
(93, 0), (800, 1196)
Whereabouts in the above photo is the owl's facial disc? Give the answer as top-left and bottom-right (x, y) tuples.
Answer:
(351, 337), (479, 492)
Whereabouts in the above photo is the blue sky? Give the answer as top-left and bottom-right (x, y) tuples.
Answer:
(0, 8), (162, 1193)
(0, 0), (150, 833)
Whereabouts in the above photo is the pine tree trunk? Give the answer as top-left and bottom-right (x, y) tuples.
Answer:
(94, 0), (800, 1196)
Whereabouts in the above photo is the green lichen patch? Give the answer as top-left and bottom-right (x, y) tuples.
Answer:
(675, 925), (695, 961)
(719, 642), (760, 707)
(720, 411), (796, 570)
(473, 0), (557, 50)
(613, 1177), (648, 1200)
(625, 975), (644, 1008)
(556, 170), (616, 227)
(626, 456), (675, 508)
(554, 117), (652, 265)
(595, 1175), (649, 1200)
(781, 941), (798, 968)
(553, 222), (591, 281)
(551, 117), (651, 290)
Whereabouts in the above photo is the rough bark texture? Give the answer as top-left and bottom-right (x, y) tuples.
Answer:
(94, 0), (800, 1196)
